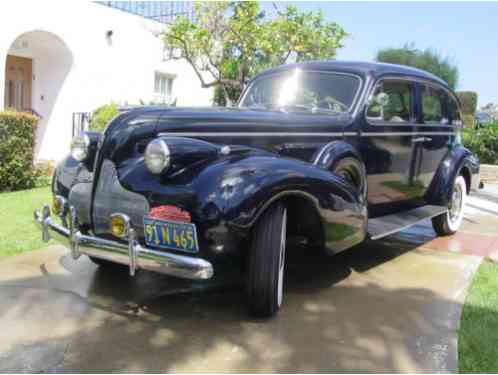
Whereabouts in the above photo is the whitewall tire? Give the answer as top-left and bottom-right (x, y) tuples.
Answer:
(247, 203), (287, 317)
(432, 175), (467, 236)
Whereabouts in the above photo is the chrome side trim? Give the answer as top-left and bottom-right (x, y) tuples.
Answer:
(158, 132), (345, 137)
(34, 207), (213, 280)
(360, 131), (454, 137)
(158, 131), (454, 138)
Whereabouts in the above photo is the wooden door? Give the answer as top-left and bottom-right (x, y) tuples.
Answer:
(4, 55), (32, 111)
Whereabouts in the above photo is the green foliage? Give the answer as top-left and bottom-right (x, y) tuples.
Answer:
(459, 261), (498, 372)
(462, 114), (476, 129)
(376, 43), (459, 90)
(164, 2), (348, 104)
(463, 125), (498, 164)
(0, 110), (39, 192)
(89, 103), (119, 132)
(33, 161), (55, 188)
(0, 186), (52, 258)
(456, 91), (478, 115)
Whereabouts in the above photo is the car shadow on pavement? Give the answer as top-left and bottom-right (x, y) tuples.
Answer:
(0, 224), (467, 372)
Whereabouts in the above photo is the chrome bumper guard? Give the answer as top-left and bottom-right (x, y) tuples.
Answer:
(33, 204), (213, 280)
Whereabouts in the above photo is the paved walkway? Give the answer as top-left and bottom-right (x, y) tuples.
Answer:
(389, 183), (498, 260)
(0, 184), (497, 372)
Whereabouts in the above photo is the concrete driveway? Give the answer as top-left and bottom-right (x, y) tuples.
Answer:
(1, 184), (497, 373)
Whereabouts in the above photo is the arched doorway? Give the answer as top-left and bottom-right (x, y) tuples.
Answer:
(5, 30), (73, 160)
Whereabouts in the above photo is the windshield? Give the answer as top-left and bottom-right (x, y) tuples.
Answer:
(239, 69), (361, 114)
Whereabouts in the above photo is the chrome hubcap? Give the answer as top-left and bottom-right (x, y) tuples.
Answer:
(449, 183), (463, 223)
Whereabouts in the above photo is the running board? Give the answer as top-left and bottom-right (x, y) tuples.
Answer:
(368, 205), (447, 240)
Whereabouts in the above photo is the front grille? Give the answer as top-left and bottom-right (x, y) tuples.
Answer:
(92, 159), (150, 238)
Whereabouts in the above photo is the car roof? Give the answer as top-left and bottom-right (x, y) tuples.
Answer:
(252, 60), (449, 88)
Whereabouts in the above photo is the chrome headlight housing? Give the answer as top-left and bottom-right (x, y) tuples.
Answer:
(145, 139), (170, 174)
(70, 133), (90, 161)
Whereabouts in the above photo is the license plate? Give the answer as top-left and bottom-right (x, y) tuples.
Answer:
(143, 217), (199, 253)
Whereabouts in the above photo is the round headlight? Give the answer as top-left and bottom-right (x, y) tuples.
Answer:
(145, 139), (170, 174)
(70, 134), (90, 161)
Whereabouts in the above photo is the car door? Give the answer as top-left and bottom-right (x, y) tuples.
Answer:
(360, 78), (424, 217)
(415, 82), (456, 199)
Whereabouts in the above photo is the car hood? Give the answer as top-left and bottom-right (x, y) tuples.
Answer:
(100, 106), (352, 166)
(107, 106), (351, 135)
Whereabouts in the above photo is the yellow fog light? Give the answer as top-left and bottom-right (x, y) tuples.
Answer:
(110, 213), (130, 238)
(52, 195), (66, 216)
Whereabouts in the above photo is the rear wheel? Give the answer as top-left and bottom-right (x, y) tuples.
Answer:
(432, 175), (467, 236)
(332, 157), (367, 199)
(247, 203), (287, 317)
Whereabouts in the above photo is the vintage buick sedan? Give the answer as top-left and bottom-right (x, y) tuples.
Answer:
(34, 61), (480, 316)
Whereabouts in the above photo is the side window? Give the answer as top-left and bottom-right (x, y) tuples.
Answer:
(421, 84), (449, 125)
(448, 95), (462, 126)
(367, 80), (413, 123)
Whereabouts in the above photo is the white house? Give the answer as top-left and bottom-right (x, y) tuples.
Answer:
(0, 1), (213, 162)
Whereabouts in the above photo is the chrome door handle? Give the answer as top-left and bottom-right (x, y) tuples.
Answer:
(412, 137), (426, 143)
(412, 136), (432, 143)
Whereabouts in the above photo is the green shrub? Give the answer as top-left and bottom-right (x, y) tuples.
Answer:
(463, 114), (476, 129)
(34, 161), (55, 188)
(456, 91), (478, 115)
(463, 126), (498, 164)
(0, 110), (39, 191)
(89, 103), (119, 132)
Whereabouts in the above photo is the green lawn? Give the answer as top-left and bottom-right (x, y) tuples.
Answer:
(459, 260), (498, 372)
(0, 187), (52, 258)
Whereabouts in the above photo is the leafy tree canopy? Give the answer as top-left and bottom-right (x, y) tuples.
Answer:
(163, 2), (348, 104)
(376, 43), (459, 90)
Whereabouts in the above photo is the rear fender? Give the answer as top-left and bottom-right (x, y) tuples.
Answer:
(313, 140), (367, 200)
(313, 140), (363, 170)
(425, 144), (480, 205)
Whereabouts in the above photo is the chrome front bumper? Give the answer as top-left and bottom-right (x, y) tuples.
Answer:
(33, 205), (213, 280)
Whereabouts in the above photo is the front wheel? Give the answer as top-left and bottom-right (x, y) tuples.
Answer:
(247, 203), (287, 317)
(432, 175), (467, 236)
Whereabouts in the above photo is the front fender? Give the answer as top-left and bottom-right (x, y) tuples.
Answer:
(425, 144), (480, 205)
(191, 154), (367, 254)
(117, 152), (367, 256)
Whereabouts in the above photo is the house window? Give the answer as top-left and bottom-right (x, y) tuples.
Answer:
(154, 72), (174, 103)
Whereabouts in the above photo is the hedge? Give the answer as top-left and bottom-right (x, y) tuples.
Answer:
(463, 124), (498, 165)
(456, 91), (478, 115)
(462, 114), (476, 129)
(0, 110), (39, 192)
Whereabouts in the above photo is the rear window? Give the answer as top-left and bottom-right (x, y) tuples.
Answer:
(422, 85), (449, 125)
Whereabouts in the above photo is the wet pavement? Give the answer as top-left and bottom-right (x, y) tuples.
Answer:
(1, 184), (497, 372)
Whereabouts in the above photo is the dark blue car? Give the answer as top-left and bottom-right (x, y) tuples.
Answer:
(35, 61), (480, 316)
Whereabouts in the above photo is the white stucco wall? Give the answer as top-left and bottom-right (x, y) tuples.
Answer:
(0, 2), (213, 162)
